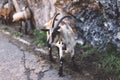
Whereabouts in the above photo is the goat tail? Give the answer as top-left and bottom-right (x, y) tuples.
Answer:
(52, 13), (60, 27)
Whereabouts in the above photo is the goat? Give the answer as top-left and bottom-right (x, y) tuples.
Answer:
(0, 8), (9, 24)
(0, 2), (15, 24)
(41, 13), (60, 62)
(12, 6), (35, 34)
(47, 15), (85, 76)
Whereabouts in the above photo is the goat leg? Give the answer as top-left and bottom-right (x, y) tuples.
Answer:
(2, 19), (5, 24)
(71, 50), (77, 67)
(58, 44), (64, 77)
(25, 22), (28, 35)
(58, 57), (64, 77)
(4, 19), (7, 25)
(19, 20), (22, 32)
(30, 19), (35, 30)
(6, 17), (10, 25)
(71, 54), (79, 71)
(71, 56), (76, 66)
(56, 47), (59, 56)
(19, 26), (22, 32)
(49, 47), (54, 61)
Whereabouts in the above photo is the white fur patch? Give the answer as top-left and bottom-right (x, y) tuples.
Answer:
(13, 12), (24, 22)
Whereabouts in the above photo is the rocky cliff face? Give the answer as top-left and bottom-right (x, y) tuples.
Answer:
(53, 0), (120, 51)
(1, 0), (120, 50)
(16, 0), (56, 29)
(75, 0), (120, 50)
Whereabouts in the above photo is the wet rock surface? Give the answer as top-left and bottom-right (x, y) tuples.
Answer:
(0, 0), (120, 79)
(0, 30), (73, 80)
(73, 0), (120, 51)
(0, 27), (95, 80)
(1, 0), (119, 50)
(26, 0), (120, 51)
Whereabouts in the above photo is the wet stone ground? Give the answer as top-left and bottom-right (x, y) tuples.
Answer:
(0, 30), (73, 80)
(0, 23), (95, 80)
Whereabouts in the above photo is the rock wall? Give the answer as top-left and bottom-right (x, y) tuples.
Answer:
(0, 0), (120, 50)
(16, 0), (56, 29)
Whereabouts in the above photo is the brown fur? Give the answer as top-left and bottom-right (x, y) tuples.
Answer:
(0, 2), (15, 24)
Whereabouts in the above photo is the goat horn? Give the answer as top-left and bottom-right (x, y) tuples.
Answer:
(54, 15), (72, 31)
(52, 13), (60, 28)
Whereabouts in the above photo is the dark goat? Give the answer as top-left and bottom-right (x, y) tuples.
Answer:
(41, 13), (60, 61)
(47, 15), (85, 76)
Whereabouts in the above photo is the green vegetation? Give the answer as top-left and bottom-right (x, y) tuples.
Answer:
(101, 15), (106, 23)
(98, 43), (120, 78)
(97, 15), (107, 27)
(81, 43), (120, 79)
(33, 29), (47, 46)
(12, 31), (23, 37)
(81, 44), (98, 57)
(100, 52), (120, 74)
(0, 25), (8, 30)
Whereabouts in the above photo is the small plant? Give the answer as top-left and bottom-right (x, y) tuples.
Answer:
(81, 44), (98, 57)
(12, 31), (23, 37)
(98, 43), (120, 78)
(81, 43), (120, 79)
(33, 29), (47, 46)
(97, 15), (106, 27)
(0, 25), (8, 30)
(101, 15), (106, 23)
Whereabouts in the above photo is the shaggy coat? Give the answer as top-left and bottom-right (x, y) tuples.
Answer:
(47, 15), (85, 76)
(0, 2), (15, 24)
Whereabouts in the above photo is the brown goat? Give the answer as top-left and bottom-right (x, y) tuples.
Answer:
(0, 2), (15, 24)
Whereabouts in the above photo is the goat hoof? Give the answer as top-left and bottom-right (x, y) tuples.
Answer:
(24, 30), (28, 35)
(58, 67), (64, 77)
(19, 29), (22, 32)
(58, 72), (64, 77)
(49, 54), (54, 62)
(72, 61), (78, 69)
(50, 58), (54, 62)
(49, 56), (55, 62)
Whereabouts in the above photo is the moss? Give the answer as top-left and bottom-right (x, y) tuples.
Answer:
(98, 43), (120, 78)
(0, 25), (8, 30)
(81, 44), (98, 57)
(33, 29), (47, 46)
(12, 31), (23, 37)
(81, 43), (120, 78)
